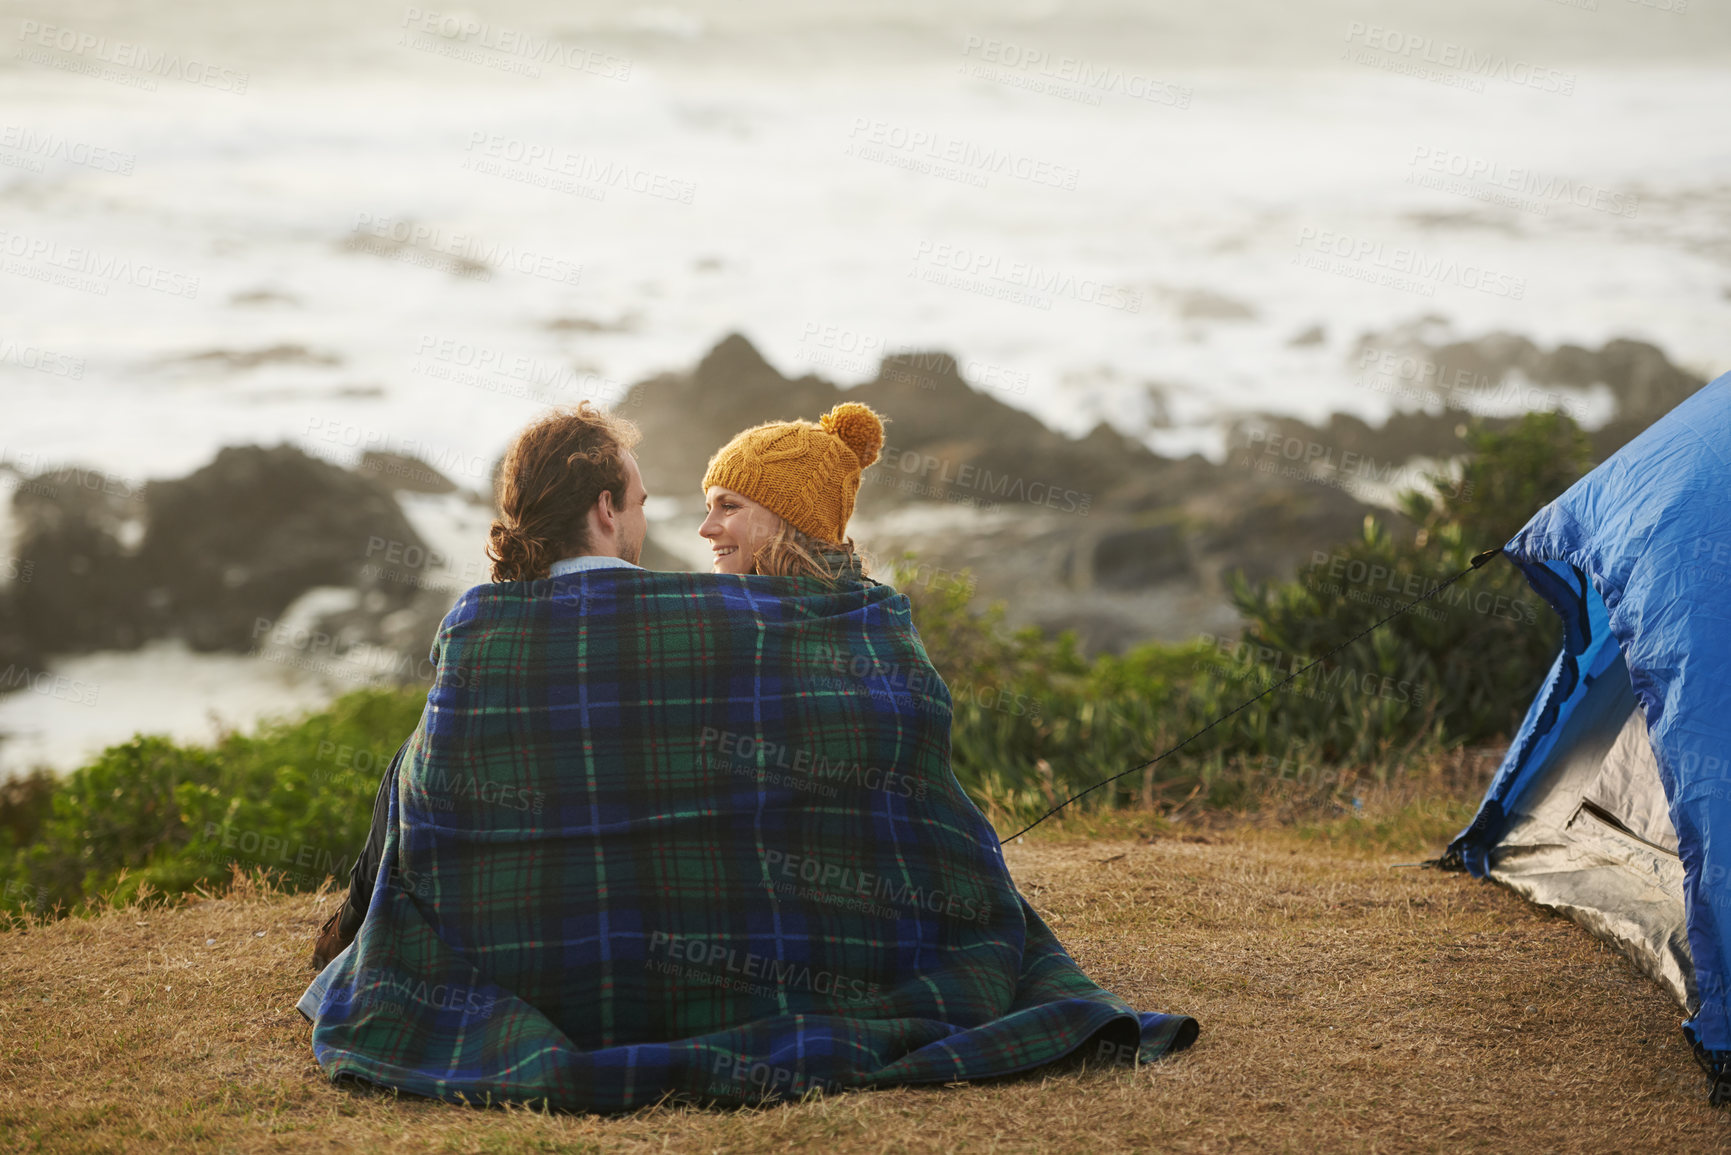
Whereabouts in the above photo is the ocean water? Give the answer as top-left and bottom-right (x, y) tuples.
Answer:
(1, 0), (1728, 774)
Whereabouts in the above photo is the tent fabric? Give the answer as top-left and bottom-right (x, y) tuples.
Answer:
(1453, 647), (1695, 1011)
(1448, 373), (1731, 1055)
(305, 567), (1198, 1111)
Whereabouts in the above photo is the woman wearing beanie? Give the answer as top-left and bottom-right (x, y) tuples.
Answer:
(698, 400), (886, 582)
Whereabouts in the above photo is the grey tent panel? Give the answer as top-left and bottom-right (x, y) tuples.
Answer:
(1483, 656), (1694, 1012)
(1585, 709), (1680, 857)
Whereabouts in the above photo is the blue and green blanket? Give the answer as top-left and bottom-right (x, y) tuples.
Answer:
(306, 567), (1197, 1110)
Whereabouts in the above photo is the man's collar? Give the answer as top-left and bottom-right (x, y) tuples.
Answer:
(548, 554), (643, 577)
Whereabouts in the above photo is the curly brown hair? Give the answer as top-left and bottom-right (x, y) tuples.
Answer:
(487, 403), (642, 582)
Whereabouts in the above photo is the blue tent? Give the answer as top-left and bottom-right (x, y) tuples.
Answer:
(1447, 372), (1731, 1095)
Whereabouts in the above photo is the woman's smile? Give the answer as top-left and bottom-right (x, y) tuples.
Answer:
(699, 486), (782, 574)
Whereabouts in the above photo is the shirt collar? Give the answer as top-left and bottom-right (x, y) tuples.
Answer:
(548, 554), (643, 577)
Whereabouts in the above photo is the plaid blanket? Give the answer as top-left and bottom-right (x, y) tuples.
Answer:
(307, 568), (1197, 1110)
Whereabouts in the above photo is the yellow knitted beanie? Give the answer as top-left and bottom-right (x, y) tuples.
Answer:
(701, 402), (887, 544)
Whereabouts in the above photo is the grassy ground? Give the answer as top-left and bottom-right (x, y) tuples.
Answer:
(1, 803), (1724, 1154)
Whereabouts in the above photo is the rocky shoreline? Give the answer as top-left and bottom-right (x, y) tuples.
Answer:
(0, 328), (1704, 725)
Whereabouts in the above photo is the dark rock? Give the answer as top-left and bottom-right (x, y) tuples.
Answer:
(1226, 408), (1497, 474)
(9, 465), (149, 653)
(1188, 485), (1408, 589)
(340, 227), (491, 280)
(544, 313), (639, 333)
(1176, 290), (1257, 322)
(167, 344), (341, 370)
(133, 445), (427, 652)
(228, 288), (300, 307)
(0, 589), (45, 680)
(1086, 523), (1192, 590)
(1536, 338), (1701, 421)
(1352, 328), (1705, 432)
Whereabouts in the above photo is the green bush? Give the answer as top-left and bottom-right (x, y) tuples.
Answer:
(1, 686), (424, 918)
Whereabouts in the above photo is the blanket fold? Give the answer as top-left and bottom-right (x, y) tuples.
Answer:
(308, 569), (1197, 1109)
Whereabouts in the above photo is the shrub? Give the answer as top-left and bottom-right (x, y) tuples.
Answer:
(0, 686), (424, 918)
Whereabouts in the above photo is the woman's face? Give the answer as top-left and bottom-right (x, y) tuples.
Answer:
(699, 486), (783, 574)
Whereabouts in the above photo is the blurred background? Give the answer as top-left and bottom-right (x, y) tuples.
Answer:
(2, 0), (1728, 781)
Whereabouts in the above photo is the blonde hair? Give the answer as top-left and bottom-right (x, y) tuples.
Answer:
(751, 518), (869, 584)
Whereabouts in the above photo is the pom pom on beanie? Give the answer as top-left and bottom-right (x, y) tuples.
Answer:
(820, 402), (884, 470)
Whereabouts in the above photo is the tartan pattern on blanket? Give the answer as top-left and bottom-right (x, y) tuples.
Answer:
(308, 568), (1197, 1110)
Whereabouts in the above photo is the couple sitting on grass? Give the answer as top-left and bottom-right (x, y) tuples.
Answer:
(298, 399), (1197, 1111)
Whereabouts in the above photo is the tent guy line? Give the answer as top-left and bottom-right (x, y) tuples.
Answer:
(999, 546), (1506, 845)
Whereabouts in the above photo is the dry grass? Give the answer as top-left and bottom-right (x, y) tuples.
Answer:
(1, 811), (1725, 1154)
